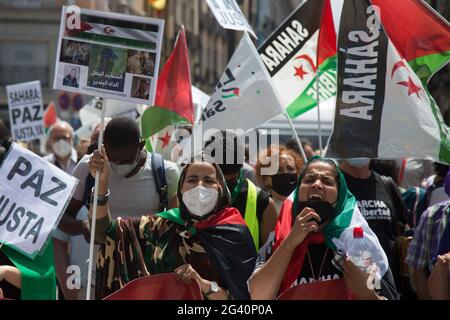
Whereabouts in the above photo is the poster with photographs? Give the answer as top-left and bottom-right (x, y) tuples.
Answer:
(53, 6), (164, 105)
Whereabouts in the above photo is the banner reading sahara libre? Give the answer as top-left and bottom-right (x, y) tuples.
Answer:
(325, 0), (450, 163)
(0, 142), (78, 258)
(258, 0), (337, 119)
(205, 0), (256, 38)
(53, 6), (164, 105)
(6, 81), (45, 142)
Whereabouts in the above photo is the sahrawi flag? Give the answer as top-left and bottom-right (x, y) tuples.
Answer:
(141, 27), (194, 143)
(258, 0), (337, 119)
(2, 241), (56, 300)
(199, 32), (283, 134)
(64, 12), (159, 50)
(326, 0), (450, 163)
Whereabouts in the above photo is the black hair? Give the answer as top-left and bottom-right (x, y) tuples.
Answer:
(370, 159), (400, 184)
(103, 117), (140, 149)
(434, 162), (450, 178)
(0, 119), (10, 139)
(204, 130), (244, 175)
(285, 137), (313, 156)
(0, 137), (13, 163)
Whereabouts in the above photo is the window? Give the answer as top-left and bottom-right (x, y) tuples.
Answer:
(0, 41), (49, 86)
(8, 0), (42, 8)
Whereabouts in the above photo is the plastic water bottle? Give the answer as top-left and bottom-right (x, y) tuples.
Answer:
(347, 227), (373, 271)
(347, 227), (380, 289)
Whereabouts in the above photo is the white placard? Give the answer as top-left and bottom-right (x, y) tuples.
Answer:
(0, 142), (78, 258)
(6, 81), (45, 142)
(205, 0), (257, 38)
(53, 6), (164, 105)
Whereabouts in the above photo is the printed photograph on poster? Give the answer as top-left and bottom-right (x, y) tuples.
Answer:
(53, 6), (164, 105)
(87, 45), (127, 92)
(131, 76), (151, 100)
(60, 39), (90, 66)
(63, 65), (80, 88)
(126, 50), (156, 76)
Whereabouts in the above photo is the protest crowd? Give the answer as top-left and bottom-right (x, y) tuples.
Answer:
(0, 0), (450, 302)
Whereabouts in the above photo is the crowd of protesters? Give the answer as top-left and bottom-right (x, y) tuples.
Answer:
(0, 116), (449, 301)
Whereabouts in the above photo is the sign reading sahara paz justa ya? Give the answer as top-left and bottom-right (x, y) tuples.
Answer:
(205, 0), (257, 38)
(0, 142), (78, 258)
(6, 81), (45, 142)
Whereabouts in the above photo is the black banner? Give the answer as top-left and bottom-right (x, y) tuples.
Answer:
(326, 0), (389, 158)
(257, 0), (324, 77)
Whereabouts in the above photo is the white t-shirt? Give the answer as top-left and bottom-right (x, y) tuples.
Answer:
(72, 151), (180, 218)
(53, 151), (180, 243)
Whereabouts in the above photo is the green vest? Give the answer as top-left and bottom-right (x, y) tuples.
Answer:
(244, 179), (259, 250)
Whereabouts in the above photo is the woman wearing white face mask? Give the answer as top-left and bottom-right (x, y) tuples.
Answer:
(89, 150), (257, 300)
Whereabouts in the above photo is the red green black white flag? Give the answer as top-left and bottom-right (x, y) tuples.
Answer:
(325, 0), (450, 164)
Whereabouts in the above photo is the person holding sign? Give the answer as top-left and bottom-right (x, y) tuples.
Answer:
(248, 157), (398, 300)
(0, 137), (57, 300)
(89, 150), (257, 300)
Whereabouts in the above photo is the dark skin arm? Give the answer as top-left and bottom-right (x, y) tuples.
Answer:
(57, 198), (90, 241)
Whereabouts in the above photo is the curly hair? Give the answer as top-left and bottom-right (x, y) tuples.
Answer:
(255, 144), (304, 189)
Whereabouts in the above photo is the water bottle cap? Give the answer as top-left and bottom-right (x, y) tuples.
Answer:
(353, 226), (364, 238)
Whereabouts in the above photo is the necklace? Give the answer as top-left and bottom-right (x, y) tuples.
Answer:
(306, 247), (329, 282)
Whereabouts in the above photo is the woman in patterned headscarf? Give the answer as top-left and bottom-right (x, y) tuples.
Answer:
(89, 150), (257, 300)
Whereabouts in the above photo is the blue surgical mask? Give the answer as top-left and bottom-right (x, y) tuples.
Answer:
(346, 158), (371, 168)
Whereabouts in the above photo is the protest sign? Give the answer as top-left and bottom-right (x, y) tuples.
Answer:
(0, 142), (78, 258)
(205, 0), (256, 38)
(6, 81), (45, 142)
(53, 6), (164, 105)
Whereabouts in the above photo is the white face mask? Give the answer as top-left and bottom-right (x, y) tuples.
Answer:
(109, 153), (140, 178)
(52, 140), (72, 158)
(346, 158), (371, 168)
(182, 185), (219, 218)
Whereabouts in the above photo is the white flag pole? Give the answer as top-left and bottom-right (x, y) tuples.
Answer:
(242, 31), (308, 164)
(316, 71), (323, 156)
(283, 112), (308, 163)
(86, 102), (106, 300)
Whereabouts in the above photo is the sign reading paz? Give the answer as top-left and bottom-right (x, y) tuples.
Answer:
(6, 81), (45, 142)
(0, 143), (78, 258)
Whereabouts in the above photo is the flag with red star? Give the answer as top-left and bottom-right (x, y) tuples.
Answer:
(326, 0), (450, 164)
(258, 0), (337, 119)
(141, 27), (193, 145)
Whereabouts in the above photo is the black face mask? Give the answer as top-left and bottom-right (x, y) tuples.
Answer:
(297, 200), (335, 225)
(271, 173), (297, 197)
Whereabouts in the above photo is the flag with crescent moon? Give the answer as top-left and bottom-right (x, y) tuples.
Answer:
(258, 0), (337, 119)
(326, 0), (450, 164)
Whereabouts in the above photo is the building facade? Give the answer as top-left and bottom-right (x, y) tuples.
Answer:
(0, 0), (448, 130)
(0, 0), (146, 127)
(146, 0), (303, 93)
